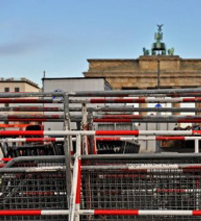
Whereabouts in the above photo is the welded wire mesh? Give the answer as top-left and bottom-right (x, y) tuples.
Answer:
(82, 156), (201, 166)
(0, 215), (68, 221)
(3, 143), (64, 158)
(0, 160), (68, 220)
(80, 215), (201, 221)
(6, 157), (65, 168)
(81, 169), (201, 210)
(81, 156), (201, 221)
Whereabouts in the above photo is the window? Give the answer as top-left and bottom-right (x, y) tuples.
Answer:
(15, 87), (20, 92)
(4, 87), (9, 92)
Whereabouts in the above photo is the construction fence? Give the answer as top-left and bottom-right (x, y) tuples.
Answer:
(1, 88), (201, 220)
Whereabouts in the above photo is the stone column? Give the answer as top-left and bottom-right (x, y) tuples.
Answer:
(172, 102), (180, 116)
(139, 97), (147, 116)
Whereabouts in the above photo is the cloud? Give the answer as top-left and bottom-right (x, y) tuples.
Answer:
(0, 35), (53, 56)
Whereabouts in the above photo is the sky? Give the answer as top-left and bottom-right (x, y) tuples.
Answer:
(0, 0), (201, 87)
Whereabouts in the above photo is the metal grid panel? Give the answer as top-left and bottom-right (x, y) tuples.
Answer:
(81, 156), (201, 221)
(10, 158), (65, 168)
(82, 157), (201, 165)
(0, 172), (67, 210)
(80, 215), (201, 221)
(81, 170), (201, 210)
(0, 168), (68, 220)
(0, 215), (68, 221)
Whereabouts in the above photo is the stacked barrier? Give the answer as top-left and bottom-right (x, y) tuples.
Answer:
(1, 88), (201, 220)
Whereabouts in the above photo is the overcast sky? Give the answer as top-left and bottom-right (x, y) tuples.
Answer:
(0, 0), (201, 87)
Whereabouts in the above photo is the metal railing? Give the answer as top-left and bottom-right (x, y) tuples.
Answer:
(0, 88), (201, 220)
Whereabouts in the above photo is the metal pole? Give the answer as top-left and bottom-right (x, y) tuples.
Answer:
(63, 94), (72, 208)
(195, 138), (199, 153)
(75, 134), (81, 221)
(81, 153), (201, 160)
(70, 97), (201, 103)
(157, 59), (160, 89)
(81, 103), (88, 155)
(69, 135), (81, 221)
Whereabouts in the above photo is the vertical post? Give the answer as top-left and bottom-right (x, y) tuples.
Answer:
(195, 138), (199, 153)
(88, 109), (96, 154)
(69, 134), (81, 221)
(81, 103), (88, 155)
(85, 110), (93, 216)
(157, 59), (160, 89)
(156, 59), (161, 153)
(75, 134), (81, 221)
(63, 94), (72, 208)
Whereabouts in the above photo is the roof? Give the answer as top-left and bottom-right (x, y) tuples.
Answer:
(42, 77), (113, 90)
(0, 78), (40, 89)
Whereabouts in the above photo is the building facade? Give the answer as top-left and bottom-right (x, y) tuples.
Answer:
(0, 77), (40, 93)
(84, 25), (201, 90)
(84, 56), (201, 90)
(0, 78), (40, 126)
(42, 77), (112, 130)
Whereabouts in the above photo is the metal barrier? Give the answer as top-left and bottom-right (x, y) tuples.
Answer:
(0, 88), (201, 220)
(0, 156), (68, 220)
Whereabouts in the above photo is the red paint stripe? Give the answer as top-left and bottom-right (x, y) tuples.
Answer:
(156, 188), (186, 193)
(183, 98), (201, 102)
(0, 131), (44, 136)
(192, 130), (201, 135)
(1, 158), (12, 162)
(193, 210), (201, 216)
(96, 137), (121, 141)
(96, 130), (139, 136)
(102, 115), (142, 119)
(94, 210), (139, 215)
(94, 119), (133, 123)
(75, 159), (81, 204)
(0, 99), (41, 103)
(0, 164), (5, 168)
(0, 210), (41, 216)
(183, 166), (201, 169)
(156, 136), (185, 140)
(90, 99), (106, 103)
(178, 119), (201, 123)
(0, 124), (29, 128)
(25, 138), (56, 142)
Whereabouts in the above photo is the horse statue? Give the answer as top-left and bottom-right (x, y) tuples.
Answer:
(168, 47), (174, 55)
(143, 47), (150, 55)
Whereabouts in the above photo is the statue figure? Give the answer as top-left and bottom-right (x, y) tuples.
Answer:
(155, 24), (163, 42)
(142, 24), (174, 56)
(157, 24), (163, 32)
(143, 47), (150, 55)
(155, 32), (163, 42)
(168, 47), (174, 55)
